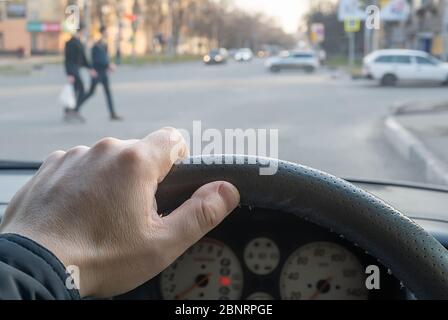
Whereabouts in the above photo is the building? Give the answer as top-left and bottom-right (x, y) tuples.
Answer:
(0, 0), (209, 58)
(0, 0), (29, 56)
(27, 0), (69, 54)
(404, 0), (447, 57)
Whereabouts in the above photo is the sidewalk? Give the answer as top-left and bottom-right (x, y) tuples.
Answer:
(384, 102), (448, 186)
(0, 55), (62, 74)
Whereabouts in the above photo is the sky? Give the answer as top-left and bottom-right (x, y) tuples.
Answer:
(234, 0), (312, 33)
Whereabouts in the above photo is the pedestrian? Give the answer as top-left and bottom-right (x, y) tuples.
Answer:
(64, 23), (97, 122)
(85, 26), (123, 121)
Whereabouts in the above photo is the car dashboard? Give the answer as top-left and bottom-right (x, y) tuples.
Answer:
(1, 169), (448, 300)
(119, 207), (407, 300)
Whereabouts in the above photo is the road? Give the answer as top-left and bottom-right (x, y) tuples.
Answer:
(1, 59), (447, 185)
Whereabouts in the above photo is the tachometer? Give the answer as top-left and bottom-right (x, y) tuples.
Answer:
(160, 239), (243, 300)
(280, 242), (368, 300)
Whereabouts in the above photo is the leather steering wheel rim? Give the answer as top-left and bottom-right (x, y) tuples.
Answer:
(156, 155), (448, 300)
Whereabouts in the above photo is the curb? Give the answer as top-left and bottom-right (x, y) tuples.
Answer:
(384, 116), (448, 186)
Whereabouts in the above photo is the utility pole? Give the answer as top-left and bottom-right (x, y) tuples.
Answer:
(131, 0), (141, 62)
(167, 0), (175, 56)
(344, 19), (359, 71)
(370, 0), (380, 52)
(348, 32), (355, 70)
(442, 0), (448, 60)
(83, 0), (91, 42)
(116, 2), (125, 65)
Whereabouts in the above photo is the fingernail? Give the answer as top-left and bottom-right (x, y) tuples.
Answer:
(218, 182), (240, 212)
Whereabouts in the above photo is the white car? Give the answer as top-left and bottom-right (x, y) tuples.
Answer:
(266, 51), (320, 73)
(234, 48), (254, 62)
(363, 49), (448, 86)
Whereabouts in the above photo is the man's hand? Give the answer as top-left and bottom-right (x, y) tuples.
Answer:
(108, 63), (117, 72)
(0, 128), (240, 298)
(67, 75), (75, 84)
(89, 69), (98, 78)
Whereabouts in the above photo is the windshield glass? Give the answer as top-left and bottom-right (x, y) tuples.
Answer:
(1, 0), (448, 188)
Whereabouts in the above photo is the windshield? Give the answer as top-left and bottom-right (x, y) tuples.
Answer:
(1, 0), (448, 188)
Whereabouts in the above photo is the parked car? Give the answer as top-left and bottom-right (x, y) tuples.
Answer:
(203, 48), (228, 65)
(266, 51), (320, 73)
(234, 48), (254, 62)
(363, 49), (448, 86)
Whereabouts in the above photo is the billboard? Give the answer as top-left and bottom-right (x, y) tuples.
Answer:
(381, 0), (411, 21)
(338, 0), (410, 22)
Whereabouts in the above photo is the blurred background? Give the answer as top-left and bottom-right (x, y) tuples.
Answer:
(0, 0), (446, 64)
(1, 0), (448, 188)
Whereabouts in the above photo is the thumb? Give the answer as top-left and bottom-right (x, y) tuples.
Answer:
(162, 181), (240, 253)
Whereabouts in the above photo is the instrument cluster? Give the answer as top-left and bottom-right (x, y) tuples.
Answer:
(159, 238), (369, 300)
(121, 207), (406, 300)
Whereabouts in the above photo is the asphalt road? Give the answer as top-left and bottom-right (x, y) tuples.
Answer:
(1, 59), (447, 185)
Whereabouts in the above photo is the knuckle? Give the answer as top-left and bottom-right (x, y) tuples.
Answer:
(93, 137), (120, 152)
(45, 150), (66, 162)
(160, 127), (178, 134)
(158, 127), (184, 146)
(196, 198), (221, 232)
(118, 146), (146, 165)
(66, 145), (89, 157)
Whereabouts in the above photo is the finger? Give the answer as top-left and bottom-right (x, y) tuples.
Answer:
(161, 181), (240, 254)
(139, 128), (189, 182)
(37, 150), (66, 174)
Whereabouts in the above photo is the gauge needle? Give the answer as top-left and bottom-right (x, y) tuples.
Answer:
(309, 276), (333, 300)
(175, 273), (213, 300)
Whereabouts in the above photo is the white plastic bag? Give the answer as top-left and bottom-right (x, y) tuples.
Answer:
(59, 84), (76, 109)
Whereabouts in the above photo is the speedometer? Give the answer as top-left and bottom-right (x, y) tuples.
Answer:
(280, 242), (368, 300)
(160, 239), (243, 300)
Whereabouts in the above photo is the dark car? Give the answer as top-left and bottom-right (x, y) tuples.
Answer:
(203, 48), (228, 65)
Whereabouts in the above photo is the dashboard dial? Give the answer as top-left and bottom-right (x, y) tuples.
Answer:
(160, 239), (243, 300)
(280, 242), (368, 300)
(244, 237), (280, 275)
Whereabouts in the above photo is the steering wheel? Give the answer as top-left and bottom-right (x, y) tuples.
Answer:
(156, 156), (448, 300)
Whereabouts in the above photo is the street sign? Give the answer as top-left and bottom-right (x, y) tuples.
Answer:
(311, 23), (325, 43)
(344, 19), (361, 33)
(338, 0), (365, 21)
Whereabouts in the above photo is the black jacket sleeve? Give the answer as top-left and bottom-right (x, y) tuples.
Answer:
(64, 40), (73, 75)
(64, 38), (91, 75)
(0, 234), (80, 300)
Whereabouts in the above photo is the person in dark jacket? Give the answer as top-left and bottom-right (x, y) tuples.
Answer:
(0, 128), (240, 299)
(84, 26), (122, 121)
(64, 24), (97, 122)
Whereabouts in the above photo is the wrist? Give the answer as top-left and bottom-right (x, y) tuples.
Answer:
(0, 233), (81, 299)
(2, 227), (93, 297)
